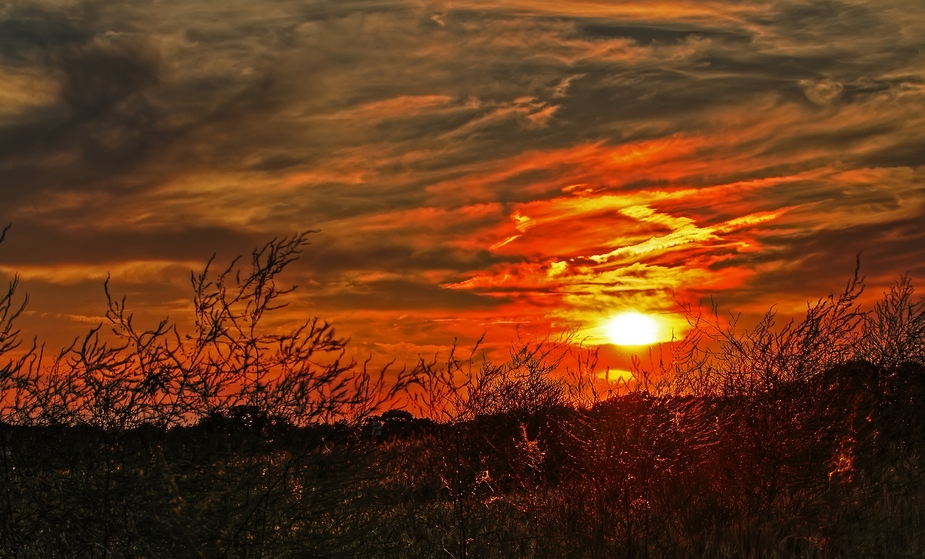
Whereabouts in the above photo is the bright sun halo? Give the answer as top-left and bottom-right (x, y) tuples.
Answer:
(605, 312), (660, 346)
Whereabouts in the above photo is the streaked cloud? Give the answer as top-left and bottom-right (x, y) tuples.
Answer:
(1, 0), (924, 365)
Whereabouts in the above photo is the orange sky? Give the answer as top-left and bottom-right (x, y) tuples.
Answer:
(2, 0), (924, 375)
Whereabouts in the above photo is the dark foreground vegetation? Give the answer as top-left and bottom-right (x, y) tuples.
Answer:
(1, 231), (924, 558)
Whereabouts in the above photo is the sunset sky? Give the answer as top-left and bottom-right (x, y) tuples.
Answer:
(2, 0), (924, 371)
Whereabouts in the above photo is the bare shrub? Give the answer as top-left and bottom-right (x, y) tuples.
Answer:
(664, 260), (866, 397)
(0, 231), (418, 557)
(411, 328), (578, 422)
(859, 273), (925, 369)
(2, 232), (413, 428)
(3, 225), (925, 558)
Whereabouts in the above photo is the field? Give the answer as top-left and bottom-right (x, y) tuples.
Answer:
(1, 236), (923, 558)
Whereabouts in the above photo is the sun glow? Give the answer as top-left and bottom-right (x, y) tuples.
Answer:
(604, 312), (660, 346)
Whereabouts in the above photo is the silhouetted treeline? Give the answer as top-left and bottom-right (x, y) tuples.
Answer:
(1, 232), (924, 557)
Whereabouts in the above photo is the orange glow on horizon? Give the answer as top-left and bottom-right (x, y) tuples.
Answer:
(2, 0), (922, 379)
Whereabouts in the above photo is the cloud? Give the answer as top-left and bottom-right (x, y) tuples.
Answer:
(1, 0), (924, 363)
(0, 260), (200, 285)
(58, 37), (159, 117)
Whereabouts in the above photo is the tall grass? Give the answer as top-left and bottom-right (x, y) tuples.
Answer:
(1, 232), (923, 558)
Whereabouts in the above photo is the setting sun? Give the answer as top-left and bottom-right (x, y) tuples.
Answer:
(604, 312), (660, 346)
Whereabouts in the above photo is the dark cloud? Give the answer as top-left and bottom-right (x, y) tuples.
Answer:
(249, 154), (306, 171)
(860, 141), (925, 169)
(299, 241), (511, 279)
(754, 1), (886, 40)
(0, 0), (923, 357)
(708, 212), (925, 307)
(0, 5), (93, 65)
(0, 219), (258, 266)
(59, 39), (158, 117)
(578, 23), (752, 45)
(312, 278), (505, 311)
(0, 24), (169, 203)
(295, 0), (409, 22)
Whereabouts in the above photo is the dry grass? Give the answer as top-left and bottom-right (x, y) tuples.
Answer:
(1, 233), (923, 558)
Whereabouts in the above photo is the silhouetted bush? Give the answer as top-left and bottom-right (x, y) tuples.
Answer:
(2, 230), (924, 558)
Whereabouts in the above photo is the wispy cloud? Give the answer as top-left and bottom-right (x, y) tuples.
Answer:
(1, 0), (924, 364)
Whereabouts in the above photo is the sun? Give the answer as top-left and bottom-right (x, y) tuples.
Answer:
(604, 312), (660, 346)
